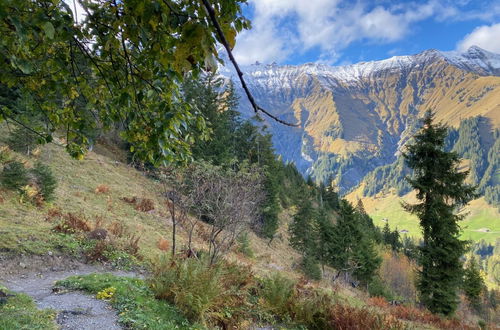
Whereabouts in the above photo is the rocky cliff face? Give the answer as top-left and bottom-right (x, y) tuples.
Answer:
(221, 46), (500, 193)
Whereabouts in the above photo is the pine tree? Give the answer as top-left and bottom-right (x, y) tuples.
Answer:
(260, 167), (281, 241)
(403, 111), (477, 315)
(330, 200), (381, 284)
(289, 198), (317, 255)
(390, 228), (402, 251)
(463, 255), (484, 310)
(324, 187), (340, 210)
(32, 162), (57, 202)
(353, 238), (381, 285)
(355, 199), (367, 215)
(0, 161), (29, 191)
(330, 200), (364, 275)
(316, 209), (336, 270)
(382, 222), (392, 244)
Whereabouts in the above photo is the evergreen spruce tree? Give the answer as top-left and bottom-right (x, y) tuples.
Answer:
(289, 198), (324, 279)
(0, 161), (29, 191)
(403, 111), (477, 315)
(355, 199), (381, 243)
(355, 199), (367, 215)
(463, 255), (484, 310)
(316, 209), (336, 270)
(390, 228), (402, 251)
(330, 200), (364, 276)
(289, 198), (317, 255)
(7, 127), (39, 155)
(330, 200), (381, 283)
(323, 180), (340, 210)
(382, 222), (402, 251)
(353, 238), (381, 285)
(382, 222), (392, 244)
(32, 162), (57, 202)
(260, 167), (281, 241)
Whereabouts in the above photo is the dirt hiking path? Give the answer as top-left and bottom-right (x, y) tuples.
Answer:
(1, 256), (140, 330)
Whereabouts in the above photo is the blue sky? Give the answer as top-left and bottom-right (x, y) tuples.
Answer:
(233, 0), (500, 66)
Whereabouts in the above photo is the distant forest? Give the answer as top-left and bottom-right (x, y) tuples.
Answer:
(360, 116), (500, 207)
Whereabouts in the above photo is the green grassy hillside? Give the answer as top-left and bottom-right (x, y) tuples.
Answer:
(350, 191), (500, 244)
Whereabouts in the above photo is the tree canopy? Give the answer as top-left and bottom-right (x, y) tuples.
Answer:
(0, 0), (250, 164)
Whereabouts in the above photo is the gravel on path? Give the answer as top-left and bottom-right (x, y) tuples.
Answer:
(2, 262), (138, 330)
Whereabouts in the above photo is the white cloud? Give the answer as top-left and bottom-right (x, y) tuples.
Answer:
(233, 0), (500, 65)
(457, 23), (500, 53)
(233, 0), (443, 65)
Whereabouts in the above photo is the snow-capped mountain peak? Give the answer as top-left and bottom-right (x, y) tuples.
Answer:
(222, 46), (500, 87)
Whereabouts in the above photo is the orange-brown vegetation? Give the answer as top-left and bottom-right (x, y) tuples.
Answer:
(368, 296), (390, 308)
(367, 297), (479, 329)
(20, 183), (44, 207)
(45, 207), (63, 221)
(121, 196), (138, 204)
(53, 212), (92, 233)
(135, 198), (154, 212)
(85, 240), (108, 262)
(108, 221), (125, 237)
(125, 234), (141, 256)
(379, 250), (417, 302)
(388, 305), (472, 329)
(157, 238), (169, 251)
(121, 196), (155, 212)
(329, 304), (403, 329)
(94, 215), (104, 229)
(87, 228), (108, 240)
(94, 184), (110, 194)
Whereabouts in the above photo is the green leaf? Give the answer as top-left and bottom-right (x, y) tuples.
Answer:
(16, 60), (33, 74)
(42, 22), (55, 39)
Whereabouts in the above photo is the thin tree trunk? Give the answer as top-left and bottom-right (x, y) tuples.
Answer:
(171, 202), (176, 258)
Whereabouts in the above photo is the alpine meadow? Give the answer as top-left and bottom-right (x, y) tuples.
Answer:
(0, 1), (499, 329)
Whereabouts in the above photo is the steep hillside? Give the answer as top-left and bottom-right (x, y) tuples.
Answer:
(0, 140), (301, 276)
(223, 46), (500, 196)
(2, 141), (491, 329)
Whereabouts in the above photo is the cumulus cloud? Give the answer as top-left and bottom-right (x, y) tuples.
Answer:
(233, 0), (499, 65)
(457, 23), (500, 53)
(233, 0), (443, 65)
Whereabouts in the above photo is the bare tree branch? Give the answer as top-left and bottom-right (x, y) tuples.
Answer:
(200, 0), (298, 127)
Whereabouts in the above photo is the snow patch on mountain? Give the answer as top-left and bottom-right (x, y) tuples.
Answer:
(221, 46), (500, 89)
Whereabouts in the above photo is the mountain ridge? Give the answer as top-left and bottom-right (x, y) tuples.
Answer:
(221, 46), (500, 205)
(222, 46), (500, 86)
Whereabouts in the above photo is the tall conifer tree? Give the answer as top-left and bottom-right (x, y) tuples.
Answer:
(403, 111), (477, 315)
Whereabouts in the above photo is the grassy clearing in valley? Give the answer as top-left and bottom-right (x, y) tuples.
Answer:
(363, 193), (500, 244)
